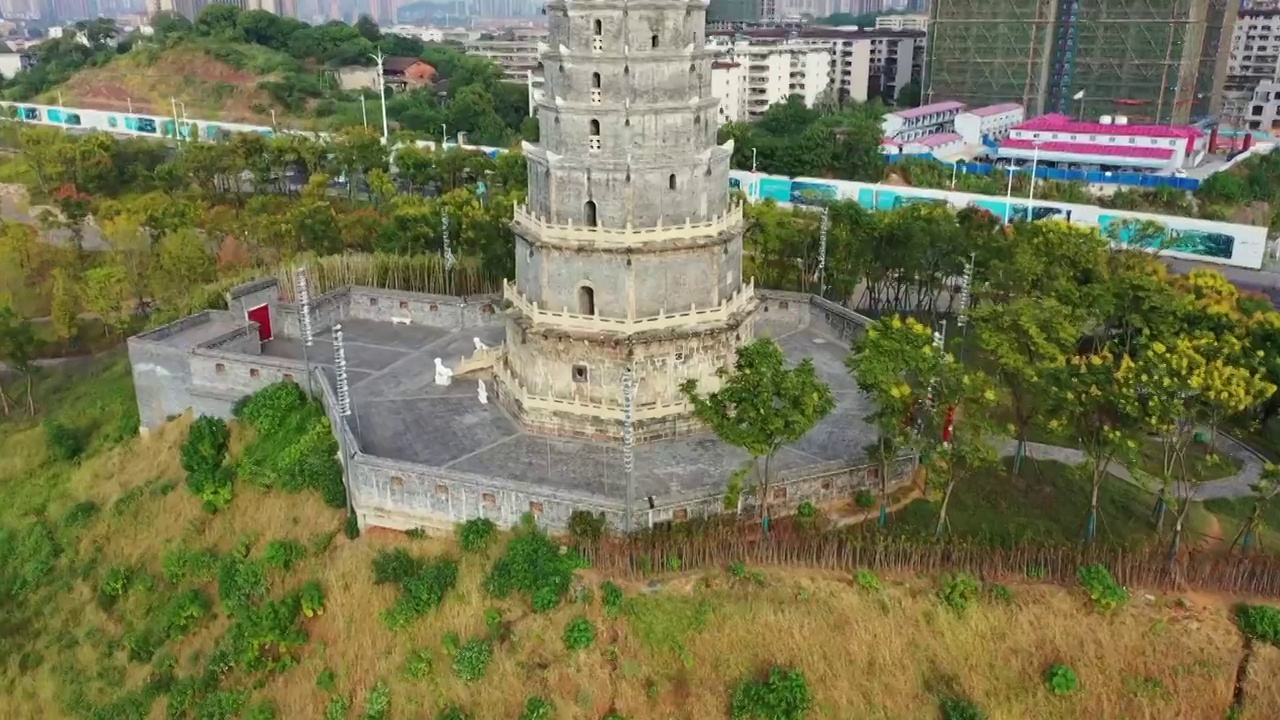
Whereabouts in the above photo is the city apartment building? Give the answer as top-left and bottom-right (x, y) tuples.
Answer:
(711, 60), (746, 124)
(463, 29), (548, 83)
(715, 40), (833, 121)
(1224, 9), (1280, 129)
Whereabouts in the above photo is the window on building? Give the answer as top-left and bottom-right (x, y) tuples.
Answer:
(589, 118), (600, 135)
(249, 368), (260, 378)
(572, 364), (589, 383)
(578, 285), (595, 315)
(593, 18), (602, 35)
(215, 363), (226, 375)
(668, 173), (677, 190)
(651, 33), (659, 48)
(584, 200), (597, 227)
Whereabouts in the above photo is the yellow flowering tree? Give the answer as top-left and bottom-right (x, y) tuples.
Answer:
(920, 370), (1000, 538)
(1045, 349), (1145, 543)
(1122, 336), (1275, 561)
(847, 315), (965, 523)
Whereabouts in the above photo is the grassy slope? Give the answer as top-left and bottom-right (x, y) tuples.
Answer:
(38, 42), (289, 125)
(1, 358), (1279, 719)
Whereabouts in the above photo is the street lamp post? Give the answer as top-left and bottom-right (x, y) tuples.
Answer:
(1027, 141), (1042, 220)
(360, 94), (367, 128)
(751, 147), (757, 172)
(369, 50), (390, 145)
(441, 123), (448, 147)
(1003, 166), (1016, 224)
(950, 160), (958, 190)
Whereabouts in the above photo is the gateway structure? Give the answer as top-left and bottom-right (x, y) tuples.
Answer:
(498, 0), (759, 442)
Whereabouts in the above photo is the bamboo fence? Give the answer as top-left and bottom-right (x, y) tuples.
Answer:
(580, 524), (1280, 598)
(275, 253), (501, 302)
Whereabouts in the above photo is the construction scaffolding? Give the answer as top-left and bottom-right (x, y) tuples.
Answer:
(927, 0), (1236, 125)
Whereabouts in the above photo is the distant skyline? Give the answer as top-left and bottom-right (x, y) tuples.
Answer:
(0, 0), (544, 25)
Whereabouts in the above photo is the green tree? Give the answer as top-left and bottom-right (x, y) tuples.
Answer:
(1044, 349), (1144, 543)
(971, 298), (1082, 474)
(49, 267), (79, 346)
(681, 339), (835, 521)
(81, 264), (131, 337)
(0, 303), (37, 415)
(846, 315), (945, 519)
(1230, 466), (1280, 556)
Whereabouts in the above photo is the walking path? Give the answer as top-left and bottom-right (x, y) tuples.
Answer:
(994, 433), (1265, 501)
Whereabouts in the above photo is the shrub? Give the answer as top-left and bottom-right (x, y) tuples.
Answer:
(62, 500), (98, 528)
(796, 501), (818, 519)
(217, 552), (268, 615)
(601, 581), (624, 617)
(567, 510), (606, 543)
(245, 700), (278, 720)
(300, 580), (325, 618)
(940, 696), (986, 720)
(373, 549), (459, 629)
(224, 591), (310, 672)
(263, 539), (307, 571)
(937, 573), (979, 614)
(450, 638), (492, 682)
(362, 680), (391, 720)
(457, 518), (497, 553)
(484, 522), (584, 612)
(324, 695), (351, 720)
(484, 607), (504, 638)
(316, 667), (337, 693)
(854, 570), (880, 592)
(563, 615), (596, 651)
(1044, 664), (1079, 695)
(854, 490), (876, 509)
(519, 696), (553, 720)
(730, 666), (812, 720)
(345, 514), (360, 539)
(159, 588), (212, 639)
(1234, 603), (1280, 645)
(97, 565), (132, 609)
(437, 707), (471, 720)
(1076, 565), (1129, 611)
(182, 415), (230, 476)
(235, 382), (347, 508)
(401, 649), (433, 680)
(43, 418), (84, 461)
(161, 545), (219, 585)
(987, 583), (1015, 604)
(728, 560), (767, 586)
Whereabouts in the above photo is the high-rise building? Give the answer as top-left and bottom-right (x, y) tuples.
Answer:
(498, 0), (757, 441)
(1223, 8), (1280, 126)
(707, 0), (762, 23)
(926, 0), (1236, 124)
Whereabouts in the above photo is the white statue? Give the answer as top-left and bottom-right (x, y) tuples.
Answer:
(473, 337), (489, 352)
(434, 357), (454, 386)
(477, 379), (488, 405)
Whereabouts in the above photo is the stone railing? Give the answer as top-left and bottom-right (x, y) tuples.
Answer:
(453, 343), (504, 376)
(511, 203), (743, 246)
(504, 279), (756, 334)
(495, 363), (689, 422)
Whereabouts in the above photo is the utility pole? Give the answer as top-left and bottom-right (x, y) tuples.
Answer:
(817, 206), (829, 298)
(360, 94), (368, 129)
(295, 266), (315, 398)
(369, 50), (390, 145)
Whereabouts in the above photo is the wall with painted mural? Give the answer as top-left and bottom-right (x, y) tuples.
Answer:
(729, 171), (1269, 270)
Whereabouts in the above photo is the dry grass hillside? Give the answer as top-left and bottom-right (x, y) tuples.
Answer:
(1, 357), (1278, 720)
(38, 44), (290, 124)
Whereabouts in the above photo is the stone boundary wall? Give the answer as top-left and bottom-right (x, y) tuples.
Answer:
(276, 287), (351, 338)
(346, 287), (503, 330)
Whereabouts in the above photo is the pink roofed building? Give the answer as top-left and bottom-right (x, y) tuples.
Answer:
(881, 100), (965, 142)
(995, 114), (1208, 173)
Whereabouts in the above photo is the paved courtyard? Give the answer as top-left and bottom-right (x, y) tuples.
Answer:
(264, 316), (876, 502)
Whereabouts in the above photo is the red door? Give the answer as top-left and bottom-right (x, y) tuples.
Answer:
(247, 304), (272, 342)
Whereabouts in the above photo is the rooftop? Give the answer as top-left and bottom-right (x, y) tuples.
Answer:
(890, 101), (965, 120)
(264, 314), (875, 503)
(966, 103), (1023, 118)
(1001, 138), (1175, 160)
(1014, 113), (1204, 140)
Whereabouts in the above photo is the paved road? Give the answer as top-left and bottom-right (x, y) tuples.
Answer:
(996, 431), (1264, 500)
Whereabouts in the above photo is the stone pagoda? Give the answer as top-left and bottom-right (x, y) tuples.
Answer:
(494, 0), (758, 442)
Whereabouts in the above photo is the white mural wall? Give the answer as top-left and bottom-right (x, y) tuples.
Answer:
(729, 171), (1269, 270)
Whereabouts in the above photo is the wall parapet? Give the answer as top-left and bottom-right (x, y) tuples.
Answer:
(505, 278), (756, 333)
(495, 362), (690, 422)
(133, 310), (221, 344)
(512, 202), (744, 246)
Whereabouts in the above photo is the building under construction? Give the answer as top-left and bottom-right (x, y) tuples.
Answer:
(926, 0), (1237, 124)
